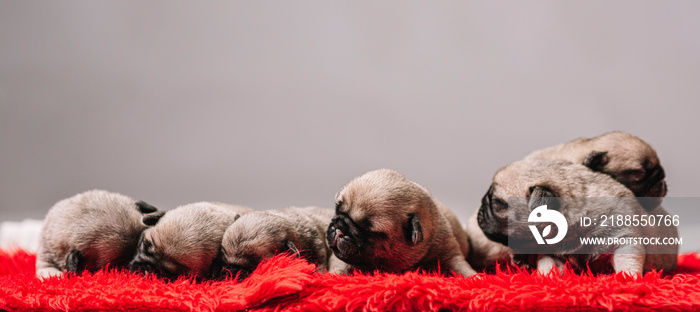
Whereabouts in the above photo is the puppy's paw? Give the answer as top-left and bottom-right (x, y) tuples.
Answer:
(447, 257), (478, 277)
(36, 267), (63, 280)
(536, 255), (565, 276)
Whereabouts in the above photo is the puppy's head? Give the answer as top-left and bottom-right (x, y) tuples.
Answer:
(326, 169), (438, 273)
(213, 212), (299, 281)
(477, 159), (635, 251)
(477, 160), (580, 249)
(54, 190), (162, 273)
(128, 202), (240, 280)
(582, 132), (667, 208)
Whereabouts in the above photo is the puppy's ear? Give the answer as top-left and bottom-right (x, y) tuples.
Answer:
(66, 249), (85, 273)
(406, 214), (423, 245)
(142, 211), (165, 226)
(135, 201), (158, 214)
(334, 194), (344, 212)
(582, 151), (609, 171)
(285, 240), (300, 256)
(528, 185), (560, 211)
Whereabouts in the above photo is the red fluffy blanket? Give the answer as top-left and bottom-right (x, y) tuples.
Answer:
(2, 249), (700, 311)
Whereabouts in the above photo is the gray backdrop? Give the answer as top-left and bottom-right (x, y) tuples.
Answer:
(1, 1), (699, 226)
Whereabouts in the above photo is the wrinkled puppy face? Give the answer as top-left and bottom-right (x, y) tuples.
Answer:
(213, 214), (298, 281)
(477, 162), (563, 250)
(583, 133), (667, 209)
(477, 184), (510, 246)
(326, 169), (431, 272)
(128, 206), (231, 280)
(477, 182), (559, 249)
(128, 228), (186, 280)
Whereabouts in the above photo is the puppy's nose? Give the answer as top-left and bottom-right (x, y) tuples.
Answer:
(649, 179), (667, 197)
(333, 228), (346, 246)
(128, 260), (155, 273)
(327, 222), (345, 247)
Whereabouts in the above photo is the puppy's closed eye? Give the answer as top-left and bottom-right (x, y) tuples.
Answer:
(622, 169), (646, 181)
(491, 198), (508, 211)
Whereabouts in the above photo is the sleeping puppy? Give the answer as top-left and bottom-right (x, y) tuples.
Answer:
(36, 190), (163, 278)
(213, 206), (340, 280)
(477, 159), (677, 275)
(525, 131), (667, 210)
(326, 169), (477, 276)
(467, 131), (668, 271)
(128, 202), (252, 280)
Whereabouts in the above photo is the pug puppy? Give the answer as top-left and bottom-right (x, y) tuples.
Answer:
(128, 202), (252, 280)
(326, 169), (477, 277)
(525, 131), (667, 210)
(36, 190), (163, 279)
(467, 131), (669, 271)
(476, 159), (677, 275)
(213, 206), (341, 280)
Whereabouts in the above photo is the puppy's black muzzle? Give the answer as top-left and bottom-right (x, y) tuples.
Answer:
(644, 166), (667, 197)
(220, 264), (252, 282)
(128, 260), (156, 274)
(128, 255), (176, 281)
(477, 187), (510, 246)
(326, 215), (360, 261)
(477, 206), (509, 246)
(637, 166), (667, 210)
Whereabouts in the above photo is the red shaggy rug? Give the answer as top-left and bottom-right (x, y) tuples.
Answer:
(2, 249), (700, 311)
